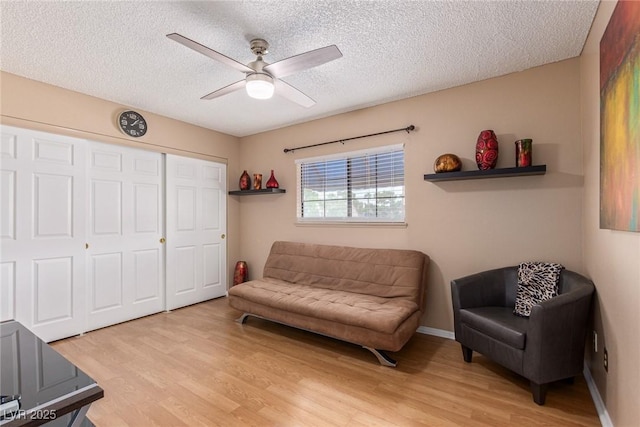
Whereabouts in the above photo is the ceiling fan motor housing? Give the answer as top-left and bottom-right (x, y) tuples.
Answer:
(250, 38), (269, 56)
(248, 59), (267, 73)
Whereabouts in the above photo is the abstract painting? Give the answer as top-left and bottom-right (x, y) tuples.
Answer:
(600, 0), (640, 232)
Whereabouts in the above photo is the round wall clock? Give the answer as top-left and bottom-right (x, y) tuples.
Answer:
(118, 110), (147, 137)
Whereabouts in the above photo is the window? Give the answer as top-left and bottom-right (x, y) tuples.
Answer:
(296, 144), (404, 223)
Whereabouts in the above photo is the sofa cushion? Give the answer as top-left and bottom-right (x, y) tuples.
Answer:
(263, 241), (427, 306)
(514, 262), (564, 317)
(459, 307), (529, 350)
(229, 278), (419, 334)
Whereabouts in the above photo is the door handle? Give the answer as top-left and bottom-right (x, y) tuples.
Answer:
(160, 237), (166, 244)
(221, 234), (226, 239)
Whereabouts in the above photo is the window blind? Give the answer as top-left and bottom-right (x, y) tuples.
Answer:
(296, 144), (404, 222)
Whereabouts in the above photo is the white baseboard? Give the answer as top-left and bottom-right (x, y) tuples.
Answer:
(416, 326), (455, 340)
(583, 363), (613, 427)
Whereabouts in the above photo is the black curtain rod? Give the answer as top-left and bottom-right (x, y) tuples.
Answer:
(283, 125), (415, 153)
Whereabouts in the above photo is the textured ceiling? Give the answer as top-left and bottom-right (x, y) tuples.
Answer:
(0, 1), (599, 137)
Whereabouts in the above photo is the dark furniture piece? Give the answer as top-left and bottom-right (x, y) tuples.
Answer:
(0, 320), (103, 427)
(450, 266), (594, 405)
(424, 164), (546, 181)
(228, 188), (286, 195)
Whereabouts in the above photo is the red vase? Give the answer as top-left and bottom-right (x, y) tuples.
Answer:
(233, 261), (248, 286)
(239, 170), (251, 190)
(265, 169), (279, 189)
(476, 130), (499, 170)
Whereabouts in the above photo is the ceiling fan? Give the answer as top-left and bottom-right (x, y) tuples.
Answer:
(166, 33), (342, 108)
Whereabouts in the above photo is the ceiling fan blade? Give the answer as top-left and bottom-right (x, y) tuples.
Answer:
(167, 33), (254, 73)
(201, 79), (246, 100)
(274, 79), (315, 108)
(263, 45), (342, 78)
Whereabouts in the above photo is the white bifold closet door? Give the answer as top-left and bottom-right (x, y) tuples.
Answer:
(165, 154), (227, 310)
(85, 141), (164, 332)
(1, 126), (87, 341)
(1, 125), (227, 342)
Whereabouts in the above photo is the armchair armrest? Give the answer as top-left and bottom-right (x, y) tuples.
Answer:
(524, 280), (595, 383)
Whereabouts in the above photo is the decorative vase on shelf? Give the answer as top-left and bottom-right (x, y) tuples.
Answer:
(265, 169), (279, 189)
(475, 130), (499, 170)
(434, 153), (462, 173)
(233, 261), (248, 286)
(515, 139), (532, 167)
(253, 173), (262, 189)
(239, 170), (251, 190)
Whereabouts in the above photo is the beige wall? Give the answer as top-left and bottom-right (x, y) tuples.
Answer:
(0, 71), (242, 284)
(238, 58), (584, 332)
(580, 1), (640, 425)
(5, 10), (638, 421)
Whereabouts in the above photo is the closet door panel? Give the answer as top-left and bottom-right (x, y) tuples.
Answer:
(175, 245), (197, 294)
(33, 173), (74, 238)
(89, 252), (123, 312)
(0, 262), (15, 321)
(199, 165), (225, 298)
(86, 141), (163, 332)
(0, 126), (86, 342)
(134, 183), (159, 233)
(33, 257), (73, 323)
(1, 170), (16, 240)
(133, 248), (161, 302)
(166, 155), (226, 310)
(203, 243), (221, 288)
(90, 179), (122, 235)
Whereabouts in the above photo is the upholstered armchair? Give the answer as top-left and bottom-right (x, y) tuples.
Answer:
(450, 266), (595, 405)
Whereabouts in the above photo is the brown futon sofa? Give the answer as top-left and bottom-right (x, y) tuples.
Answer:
(228, 241), (429, 366)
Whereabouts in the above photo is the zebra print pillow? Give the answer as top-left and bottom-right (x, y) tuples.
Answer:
(514, 262), (564, 317)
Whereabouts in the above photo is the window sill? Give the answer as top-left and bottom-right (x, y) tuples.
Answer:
(295, 221), (408, 229)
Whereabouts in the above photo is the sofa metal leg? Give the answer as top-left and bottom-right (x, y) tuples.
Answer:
(461, 345), (473, 363)
(236, 313), (250, 324)
(363, 346), (397, 367)
(530, 382), (548, 405)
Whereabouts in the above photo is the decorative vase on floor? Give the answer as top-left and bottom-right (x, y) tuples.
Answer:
(475, 130), (499, 170)
(239, 170), (251, 190)
(515, 139), (532, 167)
(265, 169), (279, 189)
(233, 261), (248, 286)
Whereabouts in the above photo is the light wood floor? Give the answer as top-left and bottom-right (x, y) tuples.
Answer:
(51, 297), (600, 426)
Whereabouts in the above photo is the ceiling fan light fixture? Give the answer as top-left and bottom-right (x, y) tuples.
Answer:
(246, 73), (274, 100)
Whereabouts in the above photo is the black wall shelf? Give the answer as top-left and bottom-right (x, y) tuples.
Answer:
(424, 165), (546, 182)
(228, 188), (286, 195)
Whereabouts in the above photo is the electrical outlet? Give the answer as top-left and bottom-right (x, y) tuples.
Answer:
(593, 330), (598, 353)
(604, 347), (608, 372)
